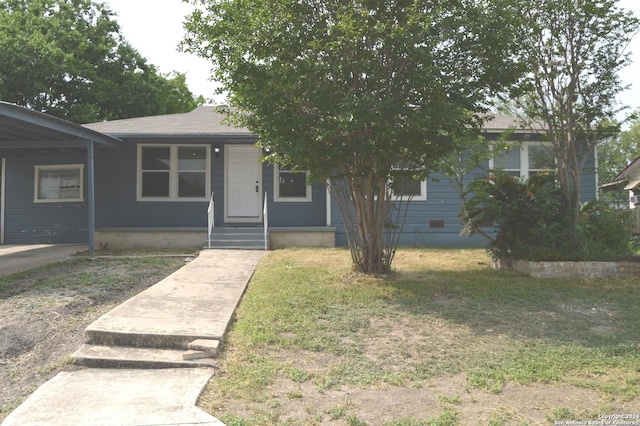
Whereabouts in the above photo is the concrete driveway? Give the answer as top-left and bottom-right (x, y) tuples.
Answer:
(0, 244), (87, 277)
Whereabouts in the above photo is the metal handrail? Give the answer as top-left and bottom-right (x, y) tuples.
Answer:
(263, 191), (268, 250)
(207, 192), (214, 249)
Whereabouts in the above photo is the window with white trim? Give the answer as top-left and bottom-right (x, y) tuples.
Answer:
(138, 144), (210, 201)
(389, 166), (427, 201)
(274, 165), (311, 202)
(490, 142), (554, 179)
(34, 164), (84, 202)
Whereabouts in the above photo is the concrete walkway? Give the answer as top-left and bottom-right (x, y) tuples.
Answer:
(2, 249), (267, 426)
(0, 244), (87, 276)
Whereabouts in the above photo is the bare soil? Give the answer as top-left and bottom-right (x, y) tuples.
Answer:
(0, 257), (186, 422)
(203, 333), (631, 425)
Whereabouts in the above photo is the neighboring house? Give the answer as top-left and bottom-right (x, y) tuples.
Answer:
(0, 103), (599, 251)
(601, 155), (640, 233)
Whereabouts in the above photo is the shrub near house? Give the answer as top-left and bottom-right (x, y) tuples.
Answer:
(462, 172), (634, 262)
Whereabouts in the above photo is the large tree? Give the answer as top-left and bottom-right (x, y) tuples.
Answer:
(183, 0), (522, 274)
(0, 0), (201, 123)
(507, 0), (639, 228)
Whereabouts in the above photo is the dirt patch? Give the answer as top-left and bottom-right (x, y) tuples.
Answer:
(203, 367), (613, 425)
(200, 279), (639, 423)
(0, 257), (187, 421)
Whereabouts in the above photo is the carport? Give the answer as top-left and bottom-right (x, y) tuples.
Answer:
(0, 102), (121, 254)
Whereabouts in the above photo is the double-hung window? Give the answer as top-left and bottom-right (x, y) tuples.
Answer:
(490, 142), (554, 179)
(274, 165), (311, 202)
(34, 165), (84, 203)
(138, 144), (210, 201)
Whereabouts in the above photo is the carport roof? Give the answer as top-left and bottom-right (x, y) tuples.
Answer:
(0, 101), (121, 149)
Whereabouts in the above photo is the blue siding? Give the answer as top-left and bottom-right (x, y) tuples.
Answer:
(3, 150), (89, 244)
(107, 140), (218, 228)
(332, 154), (599, 248)
(1, 135), (597, 248)
(580, 150), (598, 203)
(100, 138), (327, 229)
(95, 149), (116, 228)
(263, 164), (327, 227)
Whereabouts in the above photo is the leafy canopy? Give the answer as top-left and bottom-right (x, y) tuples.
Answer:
(183, 0), (524, 273)
(0, 0), (202, 123)
(506, 0), (640, 225)
(184, 0), (522, 180)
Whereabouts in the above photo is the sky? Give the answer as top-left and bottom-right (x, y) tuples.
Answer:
(105, 0), (222, 103)
(107, 0), (640, 115)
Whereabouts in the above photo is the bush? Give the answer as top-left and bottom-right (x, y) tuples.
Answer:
(577, 200), (633, 260)
(461, 173), (633, 262)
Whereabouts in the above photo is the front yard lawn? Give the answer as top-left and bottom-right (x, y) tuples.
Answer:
(199, 248), (640, 425)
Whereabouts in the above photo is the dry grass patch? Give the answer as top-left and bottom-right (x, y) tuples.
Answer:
(0, 255), (188, 422)
(199, 248), (640, 425)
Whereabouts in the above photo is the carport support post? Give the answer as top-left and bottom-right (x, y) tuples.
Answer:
(87, 141), (95, 256)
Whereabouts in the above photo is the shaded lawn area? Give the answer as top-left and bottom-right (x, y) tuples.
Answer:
(199, 248), (640, 425)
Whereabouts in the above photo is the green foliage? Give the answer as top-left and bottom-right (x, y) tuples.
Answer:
(183, 0), (524, 273)
(462, 173), (633, 261)
(599, 113), (640, 205)
(0, 0), (200, 123)
(507, 0), (640, 226)
(577, 200), (634, 260)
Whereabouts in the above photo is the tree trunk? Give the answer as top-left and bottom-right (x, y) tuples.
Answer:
(351, 175), (388, 274)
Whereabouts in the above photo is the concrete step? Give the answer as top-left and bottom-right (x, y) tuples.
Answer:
(84, 329), (217, 350)
(72, 344), (217, 369)
(207, 227), (266, 249)
(188, 339), (220, 355)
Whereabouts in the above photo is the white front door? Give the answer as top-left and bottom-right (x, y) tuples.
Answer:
(226, 145), (262, 221)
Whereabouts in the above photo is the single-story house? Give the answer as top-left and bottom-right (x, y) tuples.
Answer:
(0, 103), (599, 251)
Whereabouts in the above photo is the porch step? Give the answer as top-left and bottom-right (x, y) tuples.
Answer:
(207, 226), (266, 250)
(72, 344), (217, 369)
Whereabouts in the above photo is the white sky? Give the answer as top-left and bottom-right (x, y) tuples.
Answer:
(107, 0), (640, 116)
(104, 0), (222, 103)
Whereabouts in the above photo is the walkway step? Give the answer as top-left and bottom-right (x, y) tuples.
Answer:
(72, 344), (217, 369)
(188, 339), (220, 355)
(84, 329), (217, 350)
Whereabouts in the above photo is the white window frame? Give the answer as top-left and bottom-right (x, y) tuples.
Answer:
(389, 168), (427, 201)
(34, 164), (84, 203)
(137, 144), (211, 202)
(274, 165), (312, 202)
(489, 142), (554, 180)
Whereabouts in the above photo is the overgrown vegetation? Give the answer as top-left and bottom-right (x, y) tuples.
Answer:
(461, 172), (634, 261)
(198, 249), (640, 424)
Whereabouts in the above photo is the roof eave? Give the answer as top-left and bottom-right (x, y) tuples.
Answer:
(0, 102), (122, 148)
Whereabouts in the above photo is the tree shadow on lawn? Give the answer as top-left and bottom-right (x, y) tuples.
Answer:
(385, 267), (640, 350)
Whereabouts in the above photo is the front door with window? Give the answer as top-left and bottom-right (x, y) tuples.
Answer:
(226, 145), (262, 221)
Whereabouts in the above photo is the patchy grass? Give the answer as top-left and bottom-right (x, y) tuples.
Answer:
(0, 255), (187, 422)
(199, 248), (640, 424)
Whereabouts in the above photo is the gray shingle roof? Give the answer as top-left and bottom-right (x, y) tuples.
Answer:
(82, 106), (541, 137)
(482, 113), (545, 131)
(82, 106), (251, 136)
